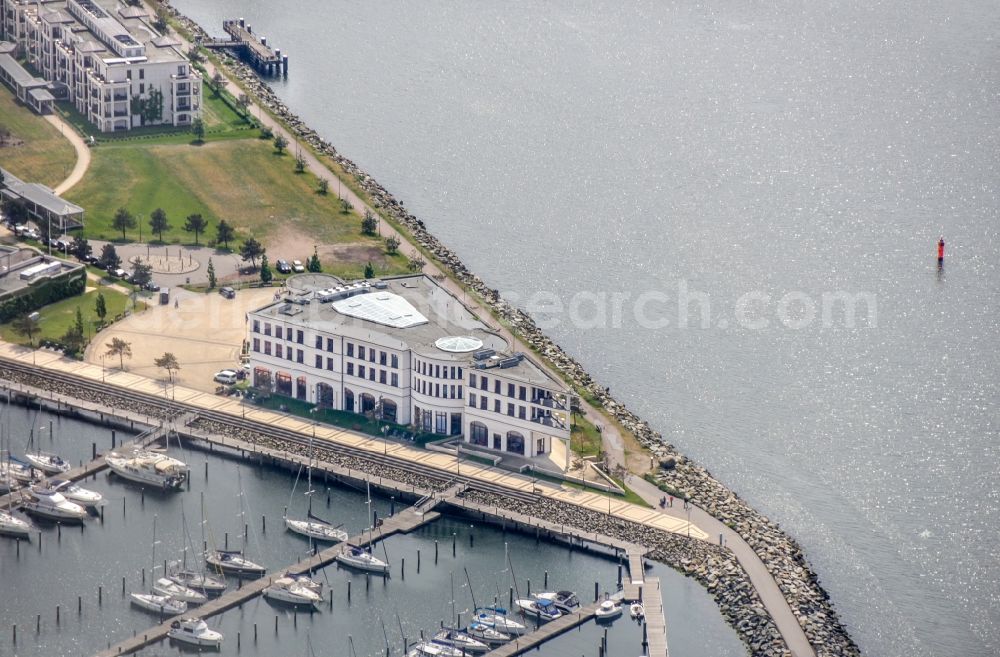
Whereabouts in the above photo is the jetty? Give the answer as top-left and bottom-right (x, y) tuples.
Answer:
(203, 19), (287, 76)
(93, 501), (440, 657)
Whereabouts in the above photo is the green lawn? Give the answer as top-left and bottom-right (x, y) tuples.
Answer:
(0, 89), (76, 188)
(571, 418), (604, 458)
(0, 287), (138, 345)
(66, 138), (366, 242)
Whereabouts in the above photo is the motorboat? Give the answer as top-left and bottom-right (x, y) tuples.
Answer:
(472, 607), (526, 635)
(24, 451), (70, 475)
(152, 577), (208, 605)
(465, 621), (511, 646)
(335, 544), (389, 574)
(431, 628), (489, 654)
(535, 590), (580, 614)
(43, 479), (104, 507)
(629, 602), (645, 619)
(167, 617), (224, 648)
(0, 509), (32, 538)
(595, 599), (623, 621)
(106, 450), (187, 489)
(21, 488), (87, 522)
(205, 549), (266, 577)
(284, 515), (348, 543)
(167, 568), (228, 595)
(407, 641), (464, 657)
(263, 576), (322, 606)
(130, 592), (187, 616)
(514, 597), (562, 622)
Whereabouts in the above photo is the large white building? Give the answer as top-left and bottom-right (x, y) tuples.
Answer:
(0, 0), (200, 131)
(247, 274), (573, 459)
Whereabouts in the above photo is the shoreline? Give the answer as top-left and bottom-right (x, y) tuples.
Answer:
(143, 4), (853, 655)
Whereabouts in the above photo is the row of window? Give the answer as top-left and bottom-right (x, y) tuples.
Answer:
(468, 393), (529, 420)
(413, 377), (463, 400)
(414, 358), (463, 381)
(345, 362), (400, 387)
(253, 338), (304, 364)
(253, 322), (402, 369)
(253, 320), (306, 345)
(469, 373), (537, 402)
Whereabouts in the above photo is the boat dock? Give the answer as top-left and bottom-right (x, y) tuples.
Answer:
(483, 544), (667, 657)
(0, 418), (183, 510)
(203, 19), (287, 75)
(93, 501), (440, 657)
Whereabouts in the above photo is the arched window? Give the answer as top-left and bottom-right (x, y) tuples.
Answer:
(506, 431), (525, 455)
(344, 388), (355, 413)
(382, 399), (398, 423)
(469, 422), (488, 447)
(316, 383), (334, 409)
(360, 393), (376, 414)
(275, 372), (292, 397)
(253, 367), (272, 390)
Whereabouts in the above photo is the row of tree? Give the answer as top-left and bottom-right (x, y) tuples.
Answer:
(110, 207), (235, 247)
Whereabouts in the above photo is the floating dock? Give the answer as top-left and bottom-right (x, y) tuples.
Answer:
(202, 19), (287, 76)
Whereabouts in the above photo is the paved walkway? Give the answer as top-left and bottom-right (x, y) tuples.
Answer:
(46, 113), (90, 196)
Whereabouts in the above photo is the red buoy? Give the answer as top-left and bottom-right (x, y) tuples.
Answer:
(937, 238), (945, 264)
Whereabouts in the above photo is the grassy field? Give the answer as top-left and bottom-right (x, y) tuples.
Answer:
(571, 418), (604, 458)
(67, 138), (371, 243)
(0, 90), (76, 188)
(0, 287), (138, 345)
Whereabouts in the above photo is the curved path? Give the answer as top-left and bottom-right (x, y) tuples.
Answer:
(45, 113), (91, 195)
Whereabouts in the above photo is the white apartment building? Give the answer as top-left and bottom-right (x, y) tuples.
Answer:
(0, 0), (200, 131)
(246, 274), (573, 459)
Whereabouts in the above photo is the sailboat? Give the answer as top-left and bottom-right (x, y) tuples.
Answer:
(205, 471), (265, 577)
(167, 501), (227, 595)
(335, 481), (388, 573)
(284, 448), (348, 543)
(131, 516), (188, 616)
(0, 509), (32, 538)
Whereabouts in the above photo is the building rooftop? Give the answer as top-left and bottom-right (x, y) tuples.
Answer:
(0, 168), (84, 218)
(0, 246), (84, 300)
(252, 274), (566, 389)
(0, 53), (48, 88)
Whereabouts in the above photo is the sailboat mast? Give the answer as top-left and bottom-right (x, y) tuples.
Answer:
(150, 514), (158, 593)
(464, 567), (480, 612)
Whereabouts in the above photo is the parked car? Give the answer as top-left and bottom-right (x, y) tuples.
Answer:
(275, 259), (292, 274)
(219, 286), (236, 299)
(111, 267), (128, 279)
(292, 259), (305, 273)
(143, 281), (161, 292)
(213, 370), (238, 385)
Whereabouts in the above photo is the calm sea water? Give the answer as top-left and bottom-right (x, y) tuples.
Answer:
(0, 408), (742, 657)
(170, 2), (1000, 655)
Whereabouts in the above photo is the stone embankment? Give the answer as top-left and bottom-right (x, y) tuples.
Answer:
(0, 365), (177, 421)
(163, 5), (858, 655)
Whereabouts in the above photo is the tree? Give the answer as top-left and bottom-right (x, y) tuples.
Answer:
(95, 292), (108, 325)
(259, 254), (273, 285)
(273, 134), (288, 154)
(340, 198), (353, 213)
(11, 314), (40, 349)
(294, 153), (306, 173)
(98, 243), (121, 271)
(206, 258), (217, 289)
(240, 238), (264, 269)
(105, 337), (133, 370)
(129, 257), (153, 288)
(149, 208), (170, 242)
(407, 252), (426, 273)
(385, 235), (400, 254)
(71, 234), (92, 261)
(183, 213), (208, 245)
(259, 125), (273, 140)
(112, 207), (136, 241)
(211, 71), (225, 95)
(152, 8), (168, 32)
(61, 308), (86, 355)
(361, 209), (379, 236)
(154, 352), (181, 383)
(2, 197), (28, 224)
(307, 246), (321, 273)
(215, 220), (235, 250)
(191, 117), (205, 143)
(363, 262), (375, 279)
(317, 178), (329, 195)
(237, 93), (250, 112)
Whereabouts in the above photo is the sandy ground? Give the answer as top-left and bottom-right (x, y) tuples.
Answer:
(84, 287), (275, 392)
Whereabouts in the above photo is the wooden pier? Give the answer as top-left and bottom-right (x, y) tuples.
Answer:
(203, 19), (287, 76)
(484, 597), (617, 657)
(93, 502), (439, 657)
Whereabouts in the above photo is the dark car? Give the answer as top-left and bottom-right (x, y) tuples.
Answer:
(219, 286), (236, 299)
(275, 259), (292, 274)
(143, 281), (161, 292)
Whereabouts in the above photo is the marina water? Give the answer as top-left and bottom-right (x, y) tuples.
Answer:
(170, 2), (1000, 655)
(0, 408), (742, 657)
